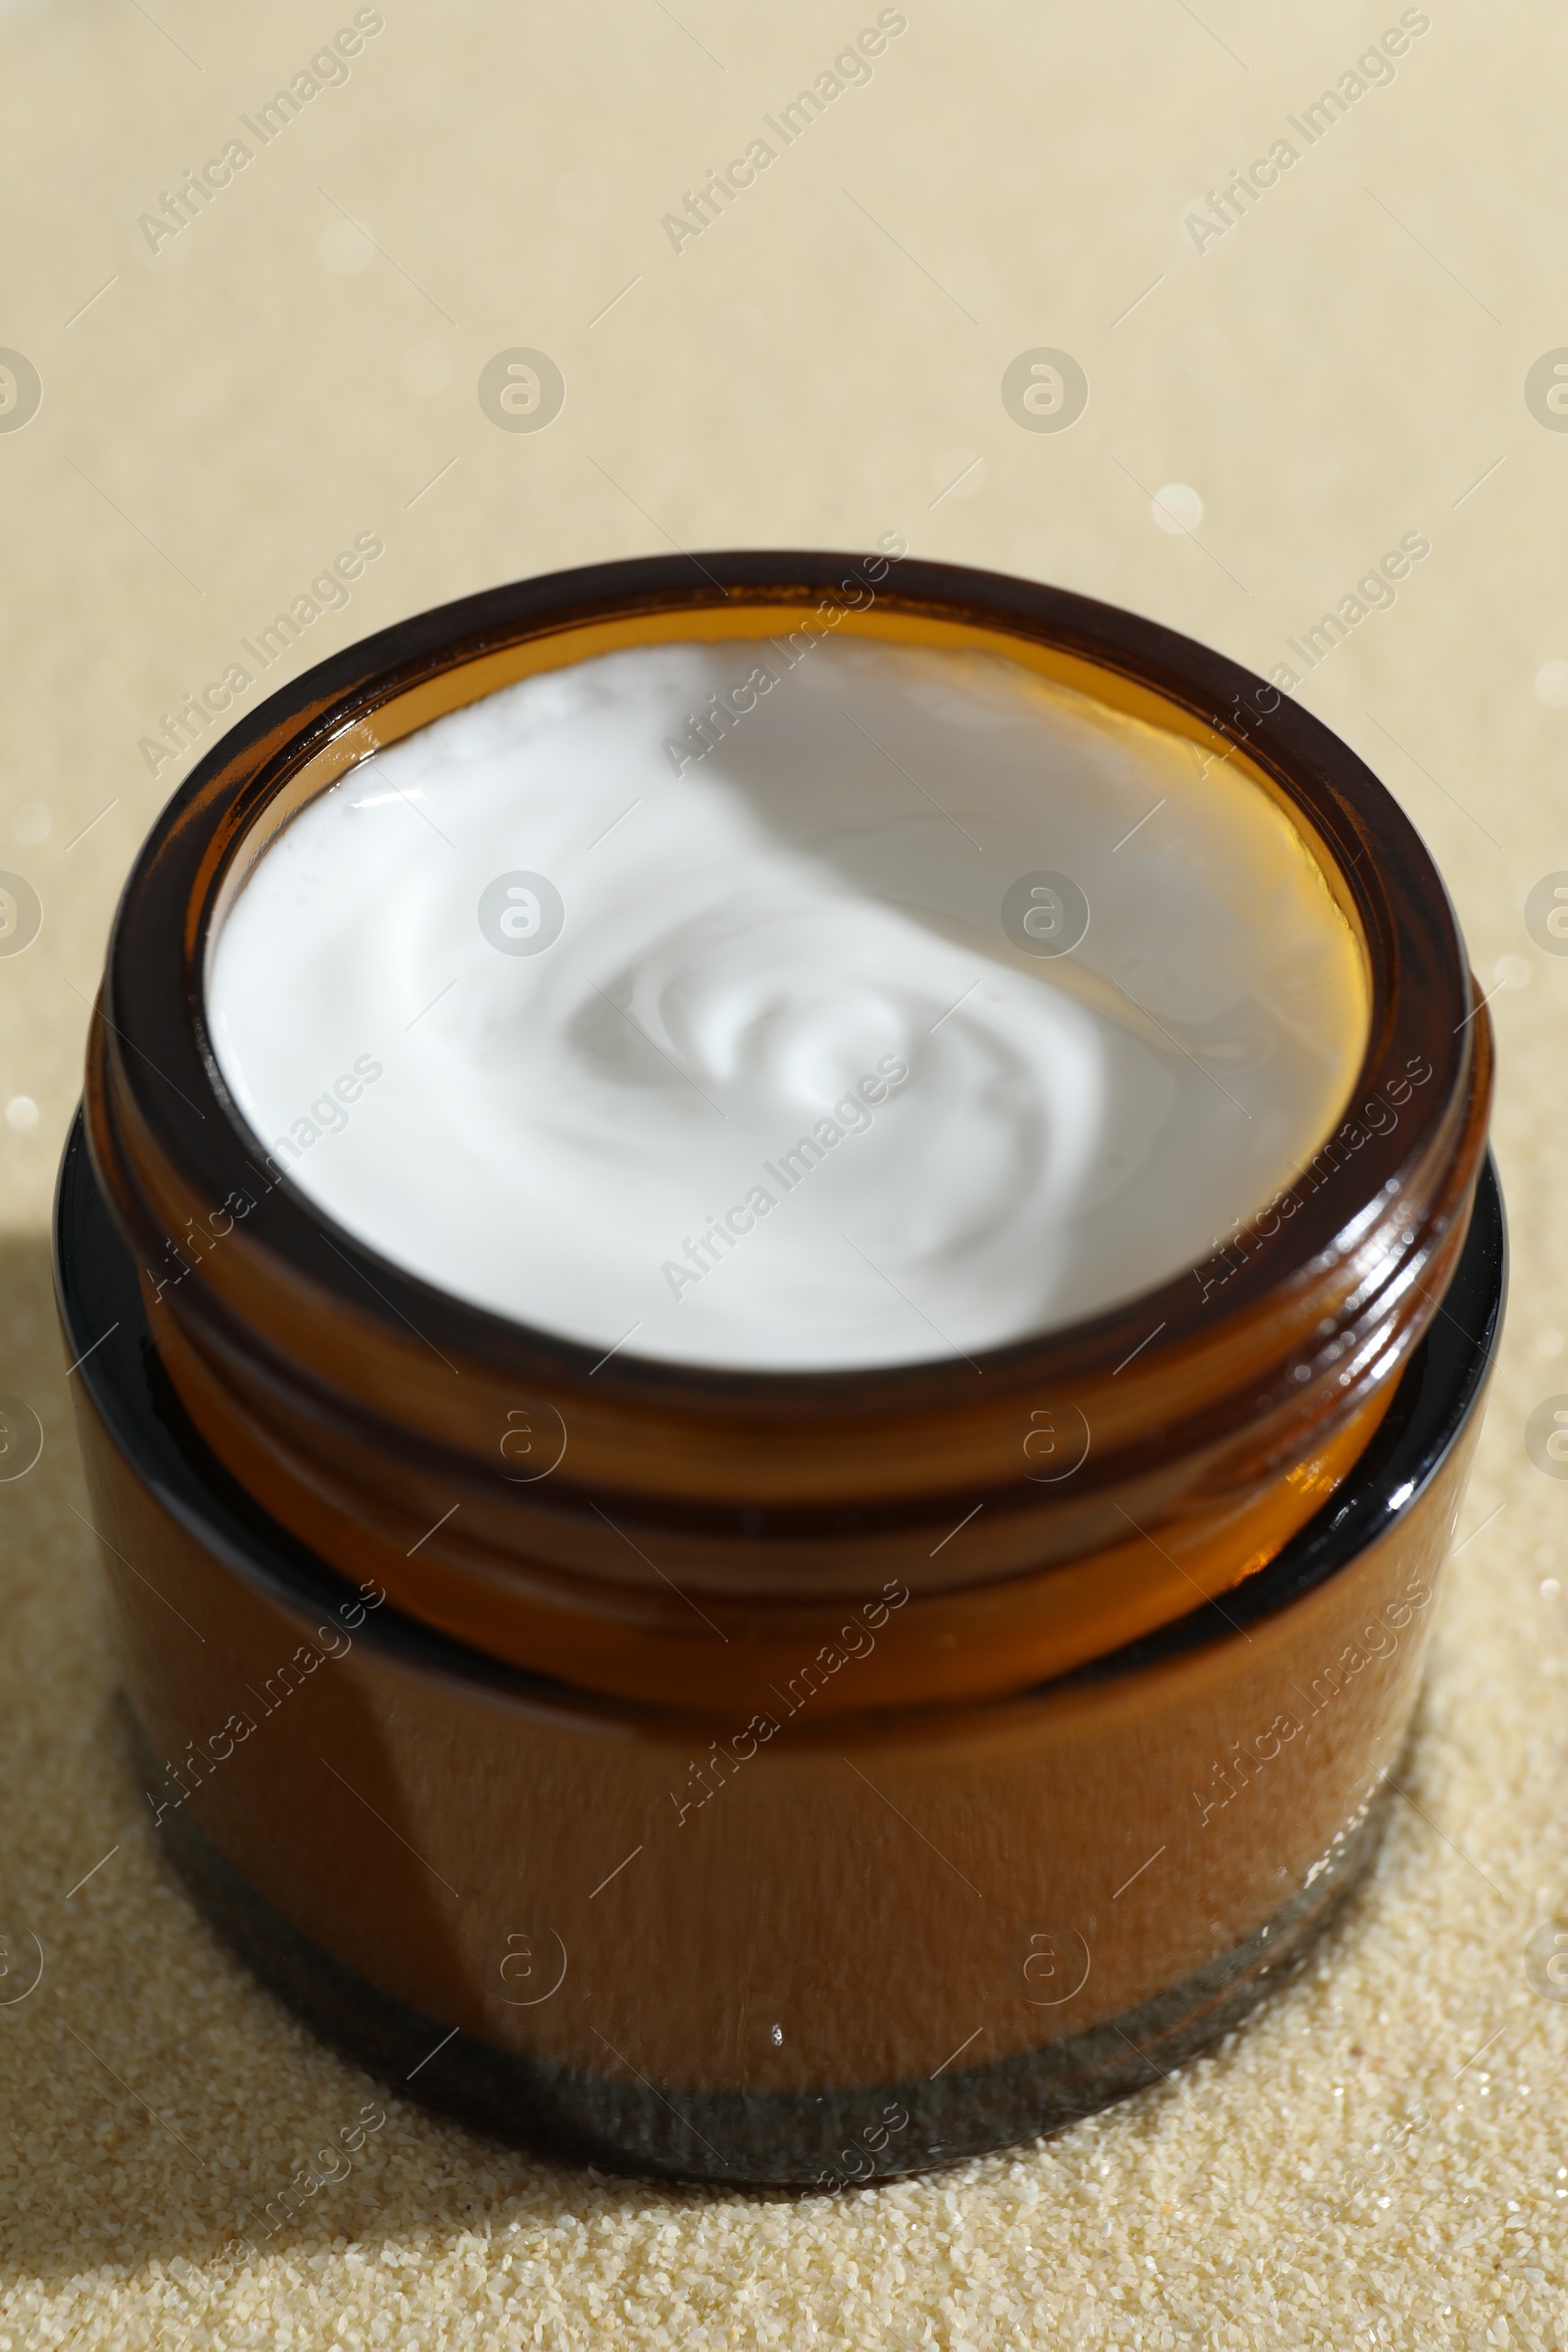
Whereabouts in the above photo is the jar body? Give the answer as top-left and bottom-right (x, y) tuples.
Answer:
(62, 552), (1502, 2182)
(59, 1121), (1503, 2184)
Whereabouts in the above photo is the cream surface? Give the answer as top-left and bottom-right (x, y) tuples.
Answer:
(208, 637), (1366, 1370)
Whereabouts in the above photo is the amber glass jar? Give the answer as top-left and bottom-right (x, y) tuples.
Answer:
(58, 552), (1500, 2186)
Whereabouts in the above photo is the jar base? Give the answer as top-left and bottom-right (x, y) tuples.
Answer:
(136, 1706), (1389, 2191)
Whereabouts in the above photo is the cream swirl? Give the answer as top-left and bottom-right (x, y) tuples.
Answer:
(208, 636), (1366, 1369)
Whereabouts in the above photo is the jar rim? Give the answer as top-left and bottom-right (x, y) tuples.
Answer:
(92, 547), (1480, 1415)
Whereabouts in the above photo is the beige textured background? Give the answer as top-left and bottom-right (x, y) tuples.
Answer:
(1, 0), (1565, 2343)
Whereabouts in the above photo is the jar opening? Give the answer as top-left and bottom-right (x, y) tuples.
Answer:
(203, 602), (1371, 1374)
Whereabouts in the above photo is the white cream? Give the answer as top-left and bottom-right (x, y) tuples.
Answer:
(208, 636), (1366, 1370)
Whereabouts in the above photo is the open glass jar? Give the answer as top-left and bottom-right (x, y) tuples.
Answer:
(58, 551), (1500, 2187)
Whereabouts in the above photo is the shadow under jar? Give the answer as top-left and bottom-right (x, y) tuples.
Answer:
(58, 550), (1501, 2187)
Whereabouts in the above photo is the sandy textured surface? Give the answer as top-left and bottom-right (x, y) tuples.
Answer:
(2, 0), (1567, 2343)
